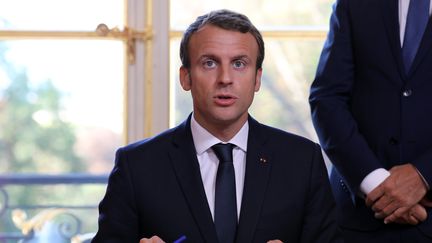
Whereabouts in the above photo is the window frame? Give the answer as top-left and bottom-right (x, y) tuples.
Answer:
(0, 0), (328, 142)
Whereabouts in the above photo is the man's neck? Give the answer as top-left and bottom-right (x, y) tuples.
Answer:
(192, 114), (248, 142)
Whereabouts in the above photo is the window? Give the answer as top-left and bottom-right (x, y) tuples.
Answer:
(0, 0), (129, 239)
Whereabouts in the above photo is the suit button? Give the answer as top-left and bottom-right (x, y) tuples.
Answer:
(340, 181), (349, 193)
(402, 89), (412, 97)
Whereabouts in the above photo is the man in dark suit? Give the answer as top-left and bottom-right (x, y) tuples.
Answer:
(93, 9), (341, 243)
(309, 0), (432, 242)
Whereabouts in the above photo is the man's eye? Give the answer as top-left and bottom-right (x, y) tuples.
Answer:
(204, 60), (216, 68)
(233, 60), (245, 68)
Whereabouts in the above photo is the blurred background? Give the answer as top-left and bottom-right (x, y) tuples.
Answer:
(0, 0), (333, 242)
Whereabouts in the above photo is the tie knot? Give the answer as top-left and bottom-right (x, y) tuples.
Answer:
(212, 143), (234, 163)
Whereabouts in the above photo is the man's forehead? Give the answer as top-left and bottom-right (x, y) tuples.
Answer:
(189, 26), (258, 57)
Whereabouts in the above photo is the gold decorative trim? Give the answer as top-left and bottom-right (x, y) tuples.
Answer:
(12, 208), (66, 235)
(144, 0), (154, 137)
(0, 25), (151, 66)
(0, 29), (149, 41)
(123, 0), (130, 144)
(169, 29), (328, 40)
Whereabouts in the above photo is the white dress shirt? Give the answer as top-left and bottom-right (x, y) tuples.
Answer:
(360, 0), (432, 194)
(190, 115), (248, 220)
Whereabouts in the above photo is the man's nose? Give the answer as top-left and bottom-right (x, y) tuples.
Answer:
(217, 65), (233, 85)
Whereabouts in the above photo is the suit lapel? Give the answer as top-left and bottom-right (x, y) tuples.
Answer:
(168, 116), (218, 243)
(236, 117), (272, 243)
(380, 0), (406, 80)
(381, 0), (432, 79)
(408, 17), (432, 78)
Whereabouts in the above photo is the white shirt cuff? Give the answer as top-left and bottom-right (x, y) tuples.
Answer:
(360, 168), (390, 195)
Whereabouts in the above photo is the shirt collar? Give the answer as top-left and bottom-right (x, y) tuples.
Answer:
(190, 114), (249, 155)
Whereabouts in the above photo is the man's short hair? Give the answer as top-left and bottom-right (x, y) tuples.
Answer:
(180, 9), (265, 70)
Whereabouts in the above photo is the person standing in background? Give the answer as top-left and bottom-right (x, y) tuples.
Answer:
(310, 0), (432, 242)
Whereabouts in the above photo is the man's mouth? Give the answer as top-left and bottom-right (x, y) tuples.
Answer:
(214, 94), (237, 105)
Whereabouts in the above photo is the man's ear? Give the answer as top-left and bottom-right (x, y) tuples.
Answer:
(254, 68), (262, 92)
(179, 67), (191, 91)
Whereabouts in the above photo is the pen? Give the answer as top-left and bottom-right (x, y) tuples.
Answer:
(173, 235), (186, 243)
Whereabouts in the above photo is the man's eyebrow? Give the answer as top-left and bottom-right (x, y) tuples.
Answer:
(232, 55), (250, 60)
(198, 54), (251, 62)
(199, 54), (219, 60)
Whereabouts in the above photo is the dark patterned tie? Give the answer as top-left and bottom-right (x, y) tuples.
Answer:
(212, 143), (237, 243)
(402, 0), (430, 73)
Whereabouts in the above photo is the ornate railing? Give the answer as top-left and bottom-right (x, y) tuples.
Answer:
(0, 174), (108, 243)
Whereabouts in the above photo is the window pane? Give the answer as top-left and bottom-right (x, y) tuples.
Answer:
(0, 40), (124, 174)
(0, 0), (124, 31)
(170, 38), (324, 141)
(250, 39), (323, 140)
(170, 0), (334, 29)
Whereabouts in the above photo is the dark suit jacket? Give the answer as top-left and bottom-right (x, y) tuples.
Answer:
(309, 0), (432, 237)
(92, 115), (341, 243)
